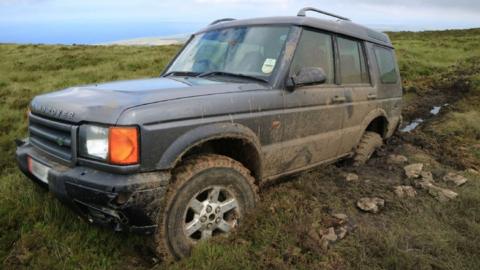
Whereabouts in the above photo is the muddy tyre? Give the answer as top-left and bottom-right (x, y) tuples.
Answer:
(353, 131), (383, 166)
(155, 154), (257, 259)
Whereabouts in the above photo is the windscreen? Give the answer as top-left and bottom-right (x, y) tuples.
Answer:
(167, 26), (291, 80)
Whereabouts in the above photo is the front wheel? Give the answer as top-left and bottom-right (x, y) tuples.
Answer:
(155, 154), (257, 259)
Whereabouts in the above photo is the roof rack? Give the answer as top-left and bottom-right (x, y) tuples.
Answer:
(209, 18), (236, 25)
(297, 7), (351, 21)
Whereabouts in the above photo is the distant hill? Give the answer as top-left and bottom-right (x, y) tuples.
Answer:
(99, 34), (189, 46)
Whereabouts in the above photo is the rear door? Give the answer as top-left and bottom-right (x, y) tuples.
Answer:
(276, 29), (346, 173)
(335, 36), (377, 155)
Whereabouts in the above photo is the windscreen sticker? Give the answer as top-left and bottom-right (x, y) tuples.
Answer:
(262, 58), (277, 74)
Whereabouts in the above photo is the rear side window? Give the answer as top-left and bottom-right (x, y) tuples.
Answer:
(374, 47), (398, 84)
(337, 37), (370, 84)
(291, 30), (335, 84)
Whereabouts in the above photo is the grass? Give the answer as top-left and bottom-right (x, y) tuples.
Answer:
(1, 28), (480, 269)
(0, 44), (179, 269)
(389, 28), (480, 85)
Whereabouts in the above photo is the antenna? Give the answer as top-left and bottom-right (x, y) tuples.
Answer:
(297, 7), (351, 21)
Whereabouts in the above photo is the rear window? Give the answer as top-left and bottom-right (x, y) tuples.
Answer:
(374, 47), (398, 84)
(337, 37), (370, 84)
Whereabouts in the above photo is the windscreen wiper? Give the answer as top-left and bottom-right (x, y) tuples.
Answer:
(197, 71), (268, 84)
(163, 71), (200, 77)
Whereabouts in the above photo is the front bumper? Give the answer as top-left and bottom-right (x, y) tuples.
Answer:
(16, 140), (171, 235)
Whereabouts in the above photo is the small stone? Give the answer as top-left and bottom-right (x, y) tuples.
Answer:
(345, 173), (359, 182)
(466, 169), (479, 175)
(427, 185), (458, 202)
(335, 226), (348, 240)
(388, 154), (408, 164)
(320, 227), (338, 242)
(420, 171), (434, 182)
(443, 172), (468, 186)
(415, 179), (434, 190)
(393, 185), (417, 198)
(332, 213), (348, 222)
(404, 163), (424, 178)
(356, 197), (385, 213)
(413, 171), (435, 190)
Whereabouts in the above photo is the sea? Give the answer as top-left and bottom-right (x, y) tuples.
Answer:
(0, 21), (203, 45)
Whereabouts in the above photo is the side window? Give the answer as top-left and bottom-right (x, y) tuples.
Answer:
(374, 46), (398, 84)
(291, 30), (334, 84)
(337, 37), (370, 84)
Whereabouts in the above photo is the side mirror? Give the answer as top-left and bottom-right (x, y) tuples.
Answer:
(286, 67), (327, 90)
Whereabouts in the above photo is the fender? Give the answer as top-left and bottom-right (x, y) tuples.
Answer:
(156, 122), (262, 171)
(360, 108), (389, 135)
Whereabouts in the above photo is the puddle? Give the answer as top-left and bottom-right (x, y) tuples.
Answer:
(430, 106), (441, 115)
(401, 104), (448, 133)
(401, 119), (424, 132)
(430, 103), (448, 115)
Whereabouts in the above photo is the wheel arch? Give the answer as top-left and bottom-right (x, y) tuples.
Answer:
(157, 123), (263, 180)
(361, 109), (389, 138)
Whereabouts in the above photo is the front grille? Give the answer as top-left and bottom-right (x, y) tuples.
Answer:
(29, 113), (77, 163)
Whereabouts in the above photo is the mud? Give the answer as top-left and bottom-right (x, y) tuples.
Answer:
(399, 68), (479, 170)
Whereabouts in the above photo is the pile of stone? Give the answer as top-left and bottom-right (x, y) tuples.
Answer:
(309, 213), (355, 250)
(403, 163), (466, 202)
(356, 197), (385, 213)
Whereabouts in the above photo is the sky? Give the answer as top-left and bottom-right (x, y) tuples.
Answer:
(0, 0), (479, 44)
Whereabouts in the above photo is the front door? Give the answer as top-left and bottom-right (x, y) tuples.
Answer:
(274, 29), (346, 173)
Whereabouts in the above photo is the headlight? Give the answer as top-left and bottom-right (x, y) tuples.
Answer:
(79, 125), (139, 165)
(79, 125), (109, 160)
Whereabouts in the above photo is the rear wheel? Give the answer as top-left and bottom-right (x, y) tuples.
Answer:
(155, 154), (257, 259)
(353, 131), (383, 166)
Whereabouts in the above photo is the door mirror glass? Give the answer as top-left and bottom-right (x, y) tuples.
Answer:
(288, 67), (327, 89)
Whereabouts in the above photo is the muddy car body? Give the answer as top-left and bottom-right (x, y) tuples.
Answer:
(16, 8), (402, 258)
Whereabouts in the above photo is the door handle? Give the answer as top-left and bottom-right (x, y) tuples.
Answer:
(367, 93), (377, 100)
(332, 96), (346, 103)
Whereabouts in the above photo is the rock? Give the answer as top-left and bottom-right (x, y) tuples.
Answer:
(388, 154), (408, 164)
(466, 168), (479, 175)
(443, 172), (468, 186)
(404, 163), (424, 178)
(332, 213), (348, 222)
(335, 226), (348, 240)
(345, 173), (359, 182)
(415, 179), (434, 190)
(394, 185), (417, 198)
(413, 171), (435, 189)
(356, 197), (385, 213)
(427, 185), (458, 202)
(420, 171), (434, 182)
(317, 227), (338, 250)
(320, 227), (338, 242)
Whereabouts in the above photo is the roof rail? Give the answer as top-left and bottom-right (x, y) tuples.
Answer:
(209, 18), (236, 25)
(297, 7), (351, 21)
